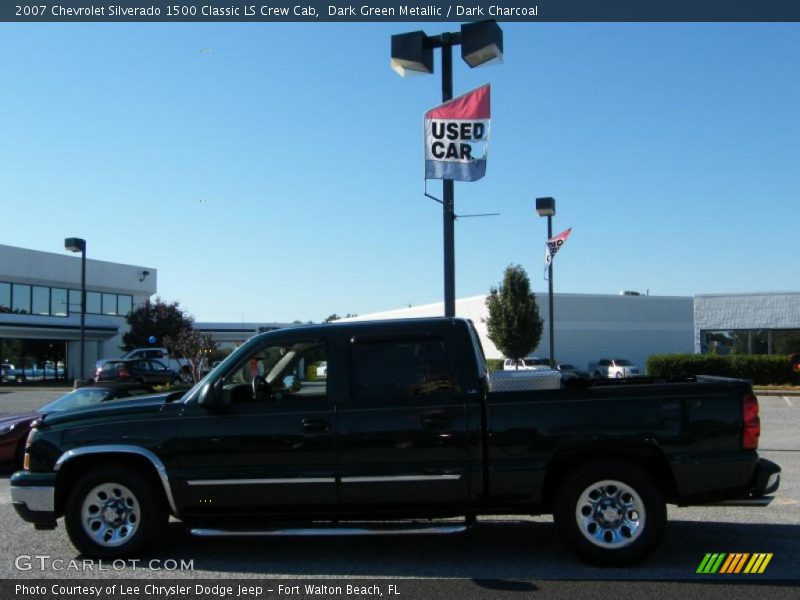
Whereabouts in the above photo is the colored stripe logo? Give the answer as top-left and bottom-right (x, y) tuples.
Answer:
(697, 553), (773, 574)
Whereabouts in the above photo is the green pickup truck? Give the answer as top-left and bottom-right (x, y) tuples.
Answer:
(12, 318), (780, 565)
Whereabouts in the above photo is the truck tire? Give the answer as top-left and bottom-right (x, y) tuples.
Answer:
(64, 466), (166, 558)
(553, 459), (666, 566)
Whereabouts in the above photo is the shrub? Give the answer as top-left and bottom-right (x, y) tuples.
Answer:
(647, 354), (794, 385)
(486, 359), (504, 374)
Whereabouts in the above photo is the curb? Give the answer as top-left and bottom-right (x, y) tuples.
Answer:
(753, 389), (800, 397)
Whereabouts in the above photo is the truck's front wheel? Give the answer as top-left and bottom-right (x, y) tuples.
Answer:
(553, 459), (665, 566)
(65, 467), (166, 558)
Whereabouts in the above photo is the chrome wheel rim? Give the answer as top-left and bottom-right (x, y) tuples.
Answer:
(80, 482), (140, 547)
(575, 479), (645, 548)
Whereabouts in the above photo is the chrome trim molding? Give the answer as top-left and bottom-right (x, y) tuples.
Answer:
(190, 524), (468, 537)
(54, 445), (179, 516)
(187, 478), (335, 486)
(341, 475), (461, 483)
(11, 485), (55, 513)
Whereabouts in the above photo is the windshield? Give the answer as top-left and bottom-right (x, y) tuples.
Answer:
(613, 359), (633, 366)
(38, 388), (114, 413)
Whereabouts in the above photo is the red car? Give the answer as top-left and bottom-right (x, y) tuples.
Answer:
(791, 354), (800, 373)
(0, 383), (155, 470)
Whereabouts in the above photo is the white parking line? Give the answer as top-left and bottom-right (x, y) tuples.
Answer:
(784, 396), (794, 407)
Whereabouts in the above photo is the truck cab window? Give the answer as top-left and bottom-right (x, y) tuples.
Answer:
(223, 341), (328, 403)
(351, 338), (455, 401)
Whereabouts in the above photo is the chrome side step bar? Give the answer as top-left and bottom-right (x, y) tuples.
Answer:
(699, 496), (774, 507)
(190, 523), (471, 538)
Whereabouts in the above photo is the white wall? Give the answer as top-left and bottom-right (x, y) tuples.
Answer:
(341, 293), (695, 372)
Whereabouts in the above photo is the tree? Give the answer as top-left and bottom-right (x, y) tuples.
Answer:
(122, 298), (194, 351)
(485, 264), (543, 367)
(164, 329), (218, 384)
(324, 314), (340, 323)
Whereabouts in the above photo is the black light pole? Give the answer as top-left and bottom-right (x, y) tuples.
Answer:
(65, 237), (86, 382)
(391, 21), (503, 318)
(536, 198), (556, 369)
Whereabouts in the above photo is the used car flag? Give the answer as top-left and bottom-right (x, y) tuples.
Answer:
(424, 84), (490, 182)
(545, 227), (572, 279)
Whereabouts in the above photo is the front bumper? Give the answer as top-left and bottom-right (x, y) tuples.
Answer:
(10, 471), (57, 529)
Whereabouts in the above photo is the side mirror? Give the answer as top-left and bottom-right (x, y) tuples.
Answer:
(197, 382), (214, 406)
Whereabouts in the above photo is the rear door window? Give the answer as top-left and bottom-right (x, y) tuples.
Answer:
(350, 338), (456, 402)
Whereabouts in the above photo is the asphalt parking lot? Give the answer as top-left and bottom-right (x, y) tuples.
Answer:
(0, 389), (797, 592)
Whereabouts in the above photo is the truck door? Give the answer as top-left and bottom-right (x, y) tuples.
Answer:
(173, 336), (337, 515)
(336, 334), (471, 510)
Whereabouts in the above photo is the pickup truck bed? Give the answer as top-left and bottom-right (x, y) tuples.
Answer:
(11, 318), (780, 566)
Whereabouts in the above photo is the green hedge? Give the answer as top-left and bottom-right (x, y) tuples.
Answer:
(647, 354), (795, 385)
(487, 359), (504, 374)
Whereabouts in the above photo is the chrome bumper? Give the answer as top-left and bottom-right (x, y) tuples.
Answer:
(11, 485), (54, 513)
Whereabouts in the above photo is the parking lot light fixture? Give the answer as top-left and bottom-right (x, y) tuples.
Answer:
(64, 237), (86, 382)
(460, 20), (504, 68)
(535, 198), (556, 369)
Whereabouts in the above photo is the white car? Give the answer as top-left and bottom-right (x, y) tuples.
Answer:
(588, 358), (641, 379)
(503, 357), (552, 371)
(0, 362), (14, 383)
(316, 361), (328, 378)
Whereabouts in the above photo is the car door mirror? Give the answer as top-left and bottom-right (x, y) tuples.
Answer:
(197, 382), (216, 406)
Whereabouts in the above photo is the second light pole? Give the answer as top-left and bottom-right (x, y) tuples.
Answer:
(536, 197), (556, 369)
(64, 237), (86, 382)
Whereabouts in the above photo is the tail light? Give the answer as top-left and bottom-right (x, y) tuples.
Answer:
(742, 393), (760, 450)
(117, 367), (130, 379)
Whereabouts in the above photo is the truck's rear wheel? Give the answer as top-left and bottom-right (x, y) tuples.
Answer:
(553, 459), (665, 566)
(65, 467), (166, 558)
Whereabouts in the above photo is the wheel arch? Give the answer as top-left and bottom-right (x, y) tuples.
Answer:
(540, 442), (678, 512)
(53, 446), (178, 517)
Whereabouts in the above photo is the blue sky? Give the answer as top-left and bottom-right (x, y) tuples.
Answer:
(1, 23), (797, 322)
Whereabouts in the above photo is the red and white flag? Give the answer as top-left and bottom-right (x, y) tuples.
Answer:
(545, 227), (572, 278)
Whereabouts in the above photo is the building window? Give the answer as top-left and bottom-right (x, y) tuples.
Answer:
(12, 284), (31, 314)
(86, 292), (101, 314)
(702, 329), (800, 356)
(51, 288), (68, 317)
(118, 295), (133, 316)
(0, 282), (10, 312)
(102, 293), (117, 315)
(68, 289), (81, 314)
(32, 286), (50, 315)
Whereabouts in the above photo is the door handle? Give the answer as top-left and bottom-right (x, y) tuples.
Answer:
(420, 413), (453, 430)
(302, 418), (330, 433)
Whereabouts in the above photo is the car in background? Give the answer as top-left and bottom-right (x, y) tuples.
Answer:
(0, 383), (156, 470)
(96, 347), (192, 382)
(588, 358), (641, 379)
(0, 363), (13, 383)
(556, 363), (590, 381)
(95, 359), (183, 385)
(503, 357), (552, 371)
(791, 354), (800, 373)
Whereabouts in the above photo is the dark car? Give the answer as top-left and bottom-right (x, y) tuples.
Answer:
(557, 363), (591, 381)
(0, 383), (156, 470)
(95, 359), (183, 385)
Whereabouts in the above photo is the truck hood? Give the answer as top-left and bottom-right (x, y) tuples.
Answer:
(40, 392), (179, 427)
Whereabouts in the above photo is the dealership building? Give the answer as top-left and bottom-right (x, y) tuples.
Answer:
(2, 243), (799, 379)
